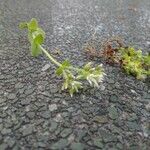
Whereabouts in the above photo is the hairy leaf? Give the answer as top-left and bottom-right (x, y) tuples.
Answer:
(28, 18), (38, 31)
(56, 60), (71, 76)
(34, 34), (44, 45)
(31, 42), (42, 57)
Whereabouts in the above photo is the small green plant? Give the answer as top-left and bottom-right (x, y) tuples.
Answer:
(119, 47), (150, 79)
(19, 18), (105, 96)
(88, 37), (150, 80)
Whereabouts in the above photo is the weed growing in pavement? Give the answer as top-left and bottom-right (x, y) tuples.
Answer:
(19, 18), (105, 96)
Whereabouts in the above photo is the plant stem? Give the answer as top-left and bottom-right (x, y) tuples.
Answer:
(39, 45), (61, 67)
(40, 45), (81, 73)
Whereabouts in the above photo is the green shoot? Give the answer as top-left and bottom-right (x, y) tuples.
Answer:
(19, 18), (105, 96)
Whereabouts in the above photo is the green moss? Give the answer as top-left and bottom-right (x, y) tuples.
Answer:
(119, 47), (150, 79)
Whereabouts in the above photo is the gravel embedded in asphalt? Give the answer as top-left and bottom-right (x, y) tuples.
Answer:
(0, 0), (150, 149)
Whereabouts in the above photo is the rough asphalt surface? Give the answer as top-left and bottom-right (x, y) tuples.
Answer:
(0, 0), (150, 149)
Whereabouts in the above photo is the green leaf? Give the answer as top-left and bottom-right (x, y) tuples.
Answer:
(34, 34), (44, 45)
(37, 28), (45, 38)
(56, 60), (71, 76)
(128, 47), (135, 56)
(31, 42), (42, 57)
(56, 67), (63, 76)
(32, 29), (45, 39)
(83, 62), (92, 70)
(147, 70), (150, 75)
(144, 55), (150, 66)
(19, 22), (28, 29)
(68, 81), (83, 97)
(62, 60), (71, 67)
(28, 18), (38, 31)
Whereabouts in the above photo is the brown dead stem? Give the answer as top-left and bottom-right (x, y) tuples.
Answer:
(84, 36), (124, 64)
